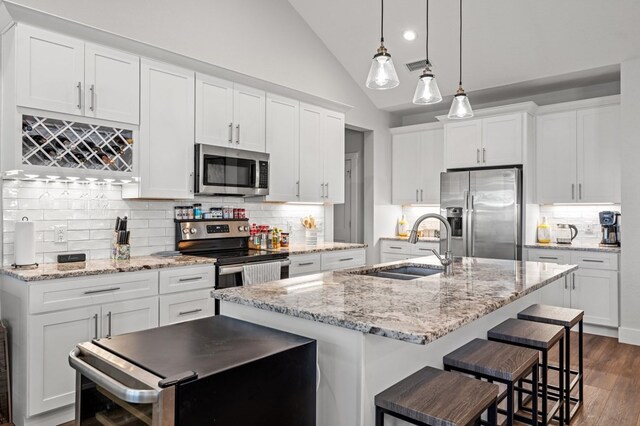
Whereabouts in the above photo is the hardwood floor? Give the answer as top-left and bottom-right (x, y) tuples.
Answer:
(59, 333), (639, 426)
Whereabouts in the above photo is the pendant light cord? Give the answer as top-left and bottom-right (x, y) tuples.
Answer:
(381, 0), (385, 43)
(459, 0), (463, 86)
(425, 0), (429, 63)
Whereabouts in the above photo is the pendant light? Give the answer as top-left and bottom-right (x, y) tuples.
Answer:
(412, 0), (442, 105)
(366, 0), (400, 90)
(448, 0), (473, 119)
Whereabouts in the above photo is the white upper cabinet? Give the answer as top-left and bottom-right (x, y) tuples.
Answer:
(392, 127), (444, 205)
(16, 25), (140, 124)
(577, 105), (621, 203)
(445, 113), (524, 169)
(233, 84), (266, 152)
(445, 119), (482, 169)
(195, 77), (266, 152)
(323, 110), (346, 203)
(131, 59), (195, 199)
(84, 43), (140, 124)
(266, 94), (300, 201)
(536, 102), (620, 204)
(17, 25), (85, 115)
(195, 73), (234, 147)
(536, 111), (578, 203)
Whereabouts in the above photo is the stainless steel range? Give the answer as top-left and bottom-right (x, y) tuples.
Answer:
(174, 218), (289, 313)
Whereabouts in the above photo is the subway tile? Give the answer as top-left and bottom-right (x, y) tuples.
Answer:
(67, 240), (111, 251)
(90, 249), (111, 260)
(90, 230), (115, 240)
(90, 220), (115, 230)
(68, 230), (90, 241)
(126, 219), (149, 229)
(68, 220), (92, 230)
(130, 210), (166, 219)
(148, 219), (173, 228)
(45, 209), (89, 220)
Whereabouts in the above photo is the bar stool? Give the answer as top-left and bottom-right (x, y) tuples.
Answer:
(488, 318), (565, 426)
(518, 304), (584, 423)
(443, 338), (540, 426)
(375, 366), (499, 426)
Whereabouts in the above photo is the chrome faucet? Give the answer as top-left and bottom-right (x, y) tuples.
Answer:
(408, 213), (454, 275)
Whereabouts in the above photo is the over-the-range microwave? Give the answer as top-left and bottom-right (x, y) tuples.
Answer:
(195, 144), (269, 196)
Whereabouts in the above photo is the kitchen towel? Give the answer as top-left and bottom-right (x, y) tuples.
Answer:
(242, 262), (282, 285)
(14, 217), (36, 266)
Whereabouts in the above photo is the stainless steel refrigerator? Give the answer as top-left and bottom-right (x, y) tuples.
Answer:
(440, 168), (522, 260)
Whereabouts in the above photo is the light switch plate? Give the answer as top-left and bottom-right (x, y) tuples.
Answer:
(54, 225), (67, 243)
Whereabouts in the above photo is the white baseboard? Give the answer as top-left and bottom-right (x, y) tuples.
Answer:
(618, 327), (640, 346)
(583, 324), (618, 338)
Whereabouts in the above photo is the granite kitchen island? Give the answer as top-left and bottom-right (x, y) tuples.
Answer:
(213, 256), (577, 426)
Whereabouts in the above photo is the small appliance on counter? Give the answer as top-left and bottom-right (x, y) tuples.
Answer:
(599, 211), (621, 247)
(555, 223), (578, 244)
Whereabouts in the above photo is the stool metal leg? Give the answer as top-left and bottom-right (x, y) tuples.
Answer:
(579, 319), (584, 408)
(558, 337), (565, 426)
(532, 362), (539, 426)
(488, 399), (498, 426)
(564, 326), (571, 424)
(507, 381), (514, 426)
(375, 407), (384, 426)
(541, 350), (548, 426)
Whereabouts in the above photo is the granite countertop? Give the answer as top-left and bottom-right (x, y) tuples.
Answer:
(270, 242), (367, 255)
(380, 236), (440, 242)
(3, 255), (216, 282)
(213, 256), (577, 345)
(525, 241), (621, 253)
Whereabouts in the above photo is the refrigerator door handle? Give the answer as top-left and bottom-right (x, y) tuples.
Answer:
(469, 194), (475, 257)
(462, 190), (469, 257)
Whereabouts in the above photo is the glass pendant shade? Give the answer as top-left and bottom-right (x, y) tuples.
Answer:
(412, 72), (442, 105)
(366, 51), (400, 90)
(448, 92), (474, 119)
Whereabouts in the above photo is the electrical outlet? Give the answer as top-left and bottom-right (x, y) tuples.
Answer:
(54, 225), (67, 243)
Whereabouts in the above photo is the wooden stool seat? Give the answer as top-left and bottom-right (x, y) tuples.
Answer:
(375, 366), (499, 426)
(444, 339), (540, 425)
(518, 304), (584, 328)
(488, 318), (564, 350)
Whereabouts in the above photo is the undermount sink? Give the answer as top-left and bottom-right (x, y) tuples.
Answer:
(359, 265), (444, 281)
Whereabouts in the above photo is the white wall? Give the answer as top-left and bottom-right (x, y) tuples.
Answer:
(8, 0), (401, 263)
(619, 58), (640, 344)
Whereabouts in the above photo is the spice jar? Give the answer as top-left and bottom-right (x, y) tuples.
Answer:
(281, 232), (289, 248)
(193, 203), (202, 220)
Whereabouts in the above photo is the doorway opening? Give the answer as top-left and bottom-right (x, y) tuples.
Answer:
(334, 129), (365, 243)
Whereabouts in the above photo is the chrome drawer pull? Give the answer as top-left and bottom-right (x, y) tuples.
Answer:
(84, 287), (121, 295)
(339, 258), (354, 262)
(582, 259), (604, 263)
(389, 246), (403, 250)
(538, 256), (558, 260)
(178, 308), (203, 316)
(178, 276), (202, 282)
(298, 262), (315, 266)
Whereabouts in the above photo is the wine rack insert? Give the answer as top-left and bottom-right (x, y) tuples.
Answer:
(21, 115), (134, 173)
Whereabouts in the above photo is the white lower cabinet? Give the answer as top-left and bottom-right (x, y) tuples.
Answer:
(159, 289), (216, 326)
(290, 253), (322, 277)
(289, 249), (366, 277)
(380, 240), (439, 263)
(101, 297), (159, 338)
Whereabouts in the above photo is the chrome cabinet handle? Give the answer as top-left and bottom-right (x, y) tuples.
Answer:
(579, 183), (582, 200)
(572, 274), (576, 290)
(339, 257), (354, 262)
(420, 189), (424, 202)
(582, 259), (604, 263)
(77, 82), (82, 109)
(189, 171), (194, 194)
(93, 313), (98, 340)
(321, 183), (325, 198)
(476, 148), (480, 163)
(564, 276), (568, 289)
(416, 189), (419, 202)
(236, 124), (240, 144)
(297, 262), (315, 266)
(89, 84), (95, 111)
(571, 184), (575, 200)
(84, 287), (121, 295)
(178, 276), (202, 282)
(482, 148), (486, 163)
(539, 256), (558, 260)
(228, 123), (233, 143)
(326, 182), (329, 198)
(178, 308), (203, 316)
(389, 246), (403, 250)
(106, 311), (112, 338)
(296, 181), (300, 197)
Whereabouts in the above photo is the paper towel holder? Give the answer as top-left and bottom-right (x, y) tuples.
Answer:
(11, 217), (39, 269)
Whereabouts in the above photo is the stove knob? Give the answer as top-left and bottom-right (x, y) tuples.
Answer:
(182, 228), (190, 235)
(238, 226), (244, 232)
(190, 228), (197, 234)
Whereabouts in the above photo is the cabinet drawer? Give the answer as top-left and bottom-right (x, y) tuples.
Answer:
(380, 240), (411, 254)
(159, 289), (215, 326)
(570, 251), (619, 271)
(381, 253), (412, 263)
(159, 265), (215, 294)
(411, 241), (440, 256)
(290, 254), (322, 277)
(29, 270), (159, 314)
(527, 249), (572, 265)
(321, 249), (366, 271)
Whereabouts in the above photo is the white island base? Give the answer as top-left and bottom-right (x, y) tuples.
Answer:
(221, 285), (551, 426)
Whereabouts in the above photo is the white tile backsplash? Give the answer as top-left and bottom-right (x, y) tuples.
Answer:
(2, 180), (326, 266)
(538, 204), (621, 243)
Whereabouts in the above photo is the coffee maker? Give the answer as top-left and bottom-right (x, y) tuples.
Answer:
(599, 211), (621, 247)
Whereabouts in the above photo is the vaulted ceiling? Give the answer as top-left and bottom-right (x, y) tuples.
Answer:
(288, 0), (640, 114)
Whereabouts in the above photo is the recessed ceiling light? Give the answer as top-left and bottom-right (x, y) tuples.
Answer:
(403, 30), (417, 41)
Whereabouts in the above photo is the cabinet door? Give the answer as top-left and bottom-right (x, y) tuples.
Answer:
(324, 110), (346, 203)
(139, 59), (195, 199)
(570, 270), (619, 327)
(299, 103), (325, 202)
(101, 297), (159, 338)
(481, 114), (523, 167)
(28, 306), (101, 416)
(445, 119), (482, 169)
(195, 73), (234, 147)
(17, 25), (85, 115)
(392, 132), (423, 204)
(536, 111), (577, 203)
(266, 94), (300, 201)
(233, 84), (266, 152)
(159, 289), (215, 326)
(419, 128), (444, 204)
(577, 105), (621, 203)
(539, 277), (571, 308)
(84, 43), (140, 124)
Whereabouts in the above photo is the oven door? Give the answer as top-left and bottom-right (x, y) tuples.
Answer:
(69, 345), (174, 426)
(196, 144), (269, 196)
